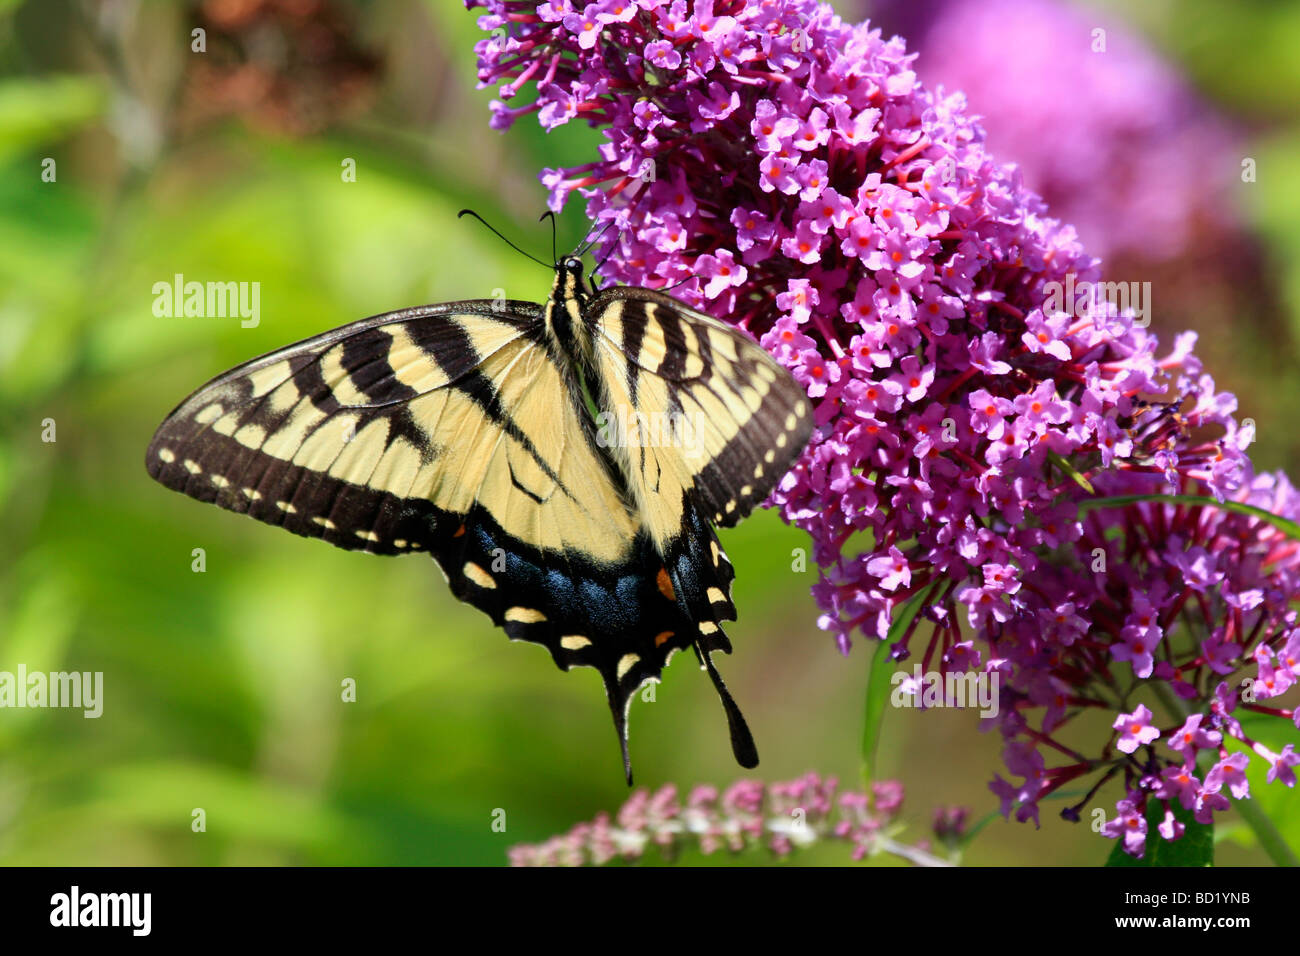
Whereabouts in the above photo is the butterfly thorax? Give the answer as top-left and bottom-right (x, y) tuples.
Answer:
(543, 257), (594, 364)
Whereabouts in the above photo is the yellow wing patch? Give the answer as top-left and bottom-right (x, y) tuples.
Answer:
(588, 292), (813, 543)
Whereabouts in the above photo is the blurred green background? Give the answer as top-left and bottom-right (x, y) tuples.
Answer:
(1, 0), (1296, 865)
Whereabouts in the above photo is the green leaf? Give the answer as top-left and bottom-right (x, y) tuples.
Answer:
(1048, 451), (1096, 494)
(861, 584), (932, 782)
(1105, 801), (1214, 867)
(1080, 494), (1300, 541)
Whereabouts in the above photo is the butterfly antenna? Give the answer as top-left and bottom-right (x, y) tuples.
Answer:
(576, 217), (616, 258)
(592, 240), (619, 278)
(658, 274), (695, 293)
(457, 209), (551, 269)
(580, 219), (621, 290)
(538, 210), (559, 265)
(695, 640), (759, 769)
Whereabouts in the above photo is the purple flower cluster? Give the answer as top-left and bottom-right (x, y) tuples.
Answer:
(468, 0), (1299, 858)
(869, 0), (1241, 262)
(508, 772), (949, 865)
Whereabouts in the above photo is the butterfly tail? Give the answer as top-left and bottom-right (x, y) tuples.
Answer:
(603, 675), (637, 786)
(657, 500), (759, 768)
(694, 638), (759, 769)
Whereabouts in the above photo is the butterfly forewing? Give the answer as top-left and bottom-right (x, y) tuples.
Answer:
(148, 302), (534, 548)
(586, 288), (814, 532)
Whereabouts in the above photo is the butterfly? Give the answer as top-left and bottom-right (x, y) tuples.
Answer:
(146, 214), (814, 782)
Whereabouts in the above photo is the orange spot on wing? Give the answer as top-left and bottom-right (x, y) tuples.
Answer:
(654, 630), (674, 647)
(454, 524), (466, 538)
(656, 567), (676, 601)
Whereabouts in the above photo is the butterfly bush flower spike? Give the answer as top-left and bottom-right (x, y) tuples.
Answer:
(469, 0), (1300, 858)
(508, 773), (956, 865)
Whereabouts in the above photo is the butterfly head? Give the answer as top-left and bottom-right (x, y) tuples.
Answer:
(552, 254), (588, 303)
(558, 255), (585, 281)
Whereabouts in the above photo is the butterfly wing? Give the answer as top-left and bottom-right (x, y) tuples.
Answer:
(147, 301), (563, 552)
(587, 287), (814, 537)
(583, 287), (812, 767)
(586, 286), (814, 604)
(146, 300), (729, 780)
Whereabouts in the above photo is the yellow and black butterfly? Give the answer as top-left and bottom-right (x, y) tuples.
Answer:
(146, 214), (814, 782)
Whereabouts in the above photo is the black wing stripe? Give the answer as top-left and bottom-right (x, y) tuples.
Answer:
(339, 327), (421, 406)
(429, 323), (571, 497)
(292, 354), (342, 415)
(619, 297), (647, 405)
(418, 319), (500, 393)
(655, 305), (689, 381)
